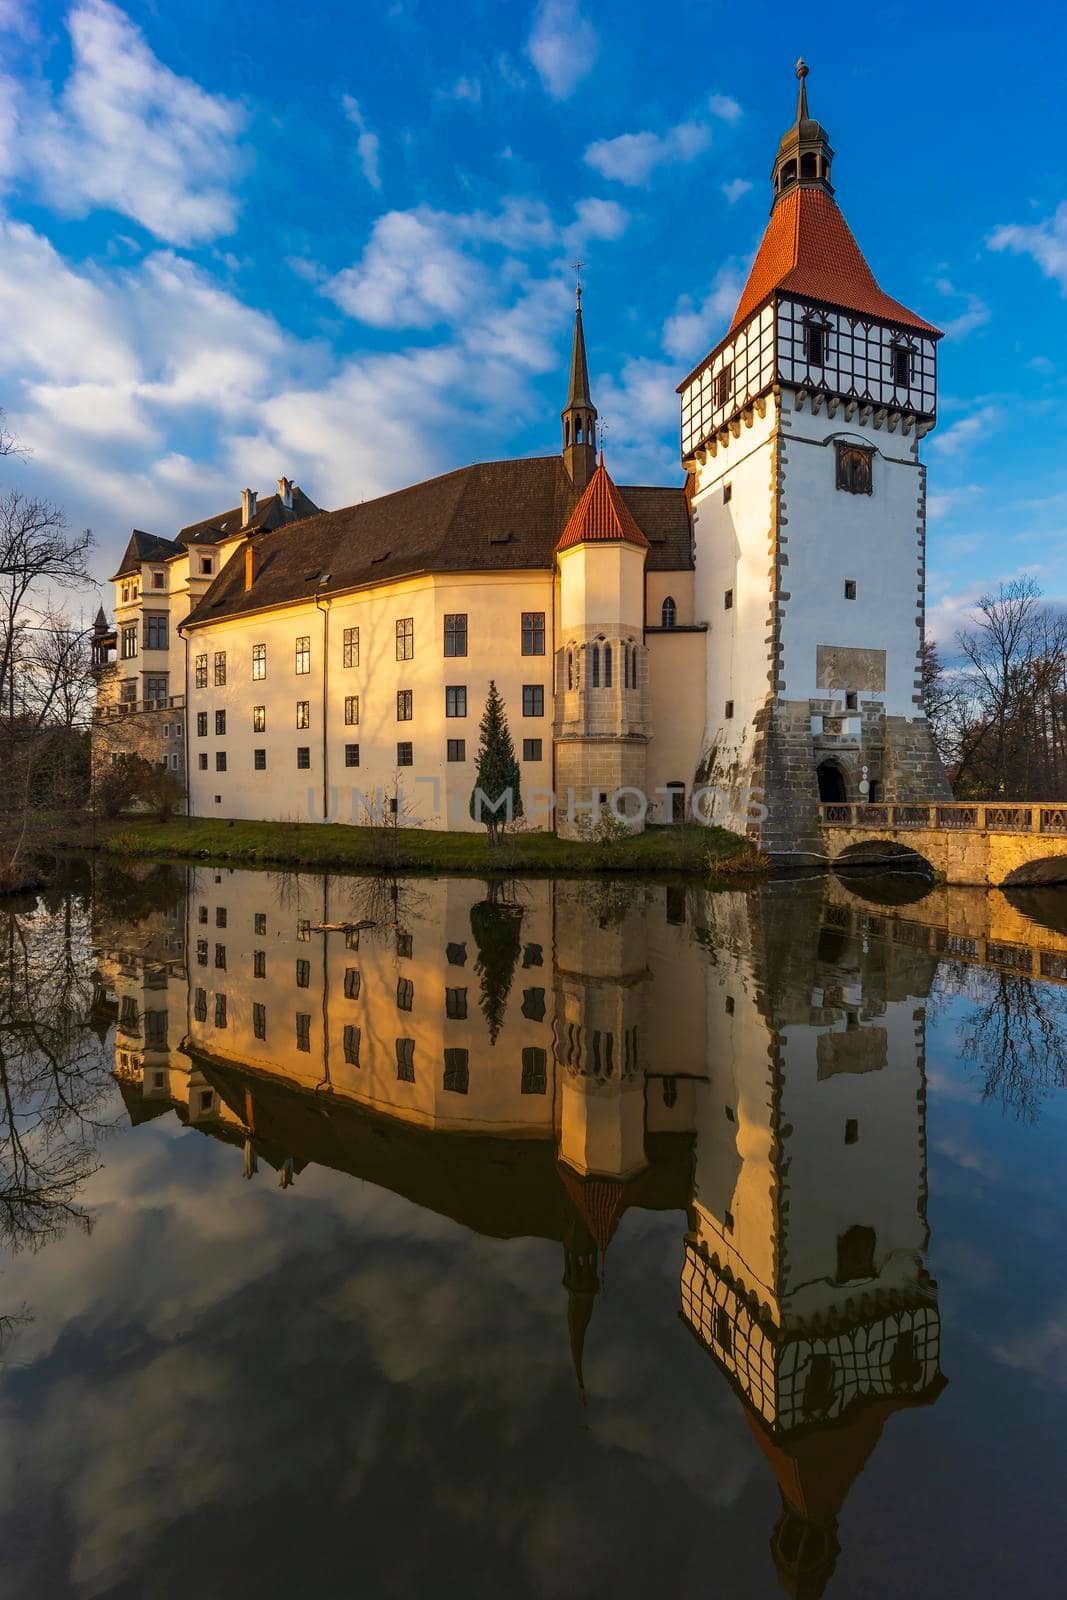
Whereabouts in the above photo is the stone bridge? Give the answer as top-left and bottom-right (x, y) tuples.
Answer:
(819, 801), (1067, 887)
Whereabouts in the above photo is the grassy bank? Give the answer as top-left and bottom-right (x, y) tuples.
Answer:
(100, 815), (766, 880)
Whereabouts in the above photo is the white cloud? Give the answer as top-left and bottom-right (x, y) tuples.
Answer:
(565, 196), (629, 249)
(709, 93), (742, 123)
(721, 178), (752, 205)
(584, 120), (711, 187)
(662, 263), (745, 362)
(439, 75), (482, 106)
(596, 357), (681, 484)
(341, 94), (382, 191)
(989, 203), (1067, 292)
(18, 0), (245, 244)
(0, 70), (17, 187)
(936, 279), (991, 340)
(527, 0), (599, 100)
(929, 405), (1000, 456)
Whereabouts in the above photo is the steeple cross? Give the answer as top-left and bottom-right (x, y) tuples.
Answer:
(572, 259), (584, 307)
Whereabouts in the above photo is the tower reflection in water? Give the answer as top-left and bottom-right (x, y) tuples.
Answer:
(96, 866), (945, 1597)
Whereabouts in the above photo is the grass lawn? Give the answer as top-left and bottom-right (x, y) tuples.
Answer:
(100, 815), (766, 880)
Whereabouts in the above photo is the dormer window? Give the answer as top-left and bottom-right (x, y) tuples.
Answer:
(891, 345), (912, 388)
(804, 322), (826, 367)
(200, 557), (213, 576)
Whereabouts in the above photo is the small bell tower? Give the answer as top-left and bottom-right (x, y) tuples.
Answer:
(561, 266), (598, 491)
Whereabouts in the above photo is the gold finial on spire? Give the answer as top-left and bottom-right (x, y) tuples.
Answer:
(572, 258), (584, 308)
(795, 57), (810, 120)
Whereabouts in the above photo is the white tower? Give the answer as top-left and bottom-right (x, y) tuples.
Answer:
(679, 62), (950, 857)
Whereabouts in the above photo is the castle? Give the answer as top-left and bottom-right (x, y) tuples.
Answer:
(92, 64), (949, 854)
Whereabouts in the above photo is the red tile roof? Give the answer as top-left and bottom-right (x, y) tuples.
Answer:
(727, 186), (940, 338)
(556, 455), (651, 554)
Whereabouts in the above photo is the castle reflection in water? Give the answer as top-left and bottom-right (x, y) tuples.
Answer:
(95, 865), (949, 1598)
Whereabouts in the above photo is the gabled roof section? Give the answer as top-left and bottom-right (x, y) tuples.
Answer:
(178, 487), (321, 546)
(727, 186), (940, 339)
(112, 529), (183, 579)
(556, 455), (651, 555)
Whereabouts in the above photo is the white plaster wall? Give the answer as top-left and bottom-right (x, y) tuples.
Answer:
(558, 543), (645, 633)
(690, 405), (778, 798)
(777, 393), (923, 715)
(645, 569), (695, 627)
(186, 570), (555, 830)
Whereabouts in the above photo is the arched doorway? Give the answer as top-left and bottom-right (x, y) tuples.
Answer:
(817, 761), (847, 802)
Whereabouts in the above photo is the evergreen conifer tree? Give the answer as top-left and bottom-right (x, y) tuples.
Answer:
(469, 679), (523, 843)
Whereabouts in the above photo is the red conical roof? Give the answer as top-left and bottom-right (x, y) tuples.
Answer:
(556, 455), (650, 554)
(727, 186), (939, 339)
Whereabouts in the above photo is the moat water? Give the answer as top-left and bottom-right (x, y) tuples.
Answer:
(1, 857), (1065, 1599)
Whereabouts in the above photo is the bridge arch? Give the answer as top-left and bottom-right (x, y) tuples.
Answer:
(832, 839), (936, 877)
(1002, 856), (1067, 888)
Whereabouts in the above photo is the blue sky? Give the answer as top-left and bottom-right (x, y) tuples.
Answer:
(1, 0), (1065, 647)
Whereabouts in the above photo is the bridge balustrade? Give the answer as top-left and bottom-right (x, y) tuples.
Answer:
(819, 801), (1067, 836)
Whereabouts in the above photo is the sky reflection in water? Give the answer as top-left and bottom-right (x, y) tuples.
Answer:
(1, 860), (1065, 1600)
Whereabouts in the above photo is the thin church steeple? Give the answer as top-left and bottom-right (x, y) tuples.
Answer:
(562, 265), (598, 491)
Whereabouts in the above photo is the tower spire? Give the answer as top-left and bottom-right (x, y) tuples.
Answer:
(770, 56), (834, 210)
(562, 264), (598, 491)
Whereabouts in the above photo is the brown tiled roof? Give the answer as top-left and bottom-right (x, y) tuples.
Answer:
(618, 484), (692, 568)
(178, 487), (321, 546)
(186, 456), (690, 627)
(112, 529), (183, 579)
(727, 186), (940, 339)
(557, 456), (650, 554)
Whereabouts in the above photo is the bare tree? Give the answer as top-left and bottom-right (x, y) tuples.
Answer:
(0, 489), (94, 720)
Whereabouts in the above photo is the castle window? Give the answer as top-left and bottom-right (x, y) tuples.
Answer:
(253, 749), (266, 770)
(715, 362), (732, 409)
(844, 579), (857, 599)
(295, 635), (310, 674)
(253, 950), (266, 977)
(590, 645), (600, 687)
(523, 738), (542, 761)
(446, 987), (467, 1019)
(724, 589), (733, 610)
(566, 651), (573, 690)
(196, 712), (207, 737)
(715, 1306), (732, 1353)
(444, 613), (467, 657)
(343, 1024), (361, 1065)
(396, 617), (414, 660)
(661, 596), (676, 629)
(215, 751), (227, 772)
(296, 959), (310, 989)
(445, 685), (466, 718)
(144, 614), (168, 650)
(214, 651), (226, 685)
(295, 1012), (311, 1052)
(194, 654), (207, 687)
(800, 150), (817, 180)
(397, 741), (413, 766)
(198, 753), (208, 770)
(215, 993), (227, 1028)
(845, 1118), (859, 1144)
(297, 746), (310, 768)
(846, 691), (858, 711)
(396, 1037), (415, 1081)
(891, 345), (912, 388)
(836, 1224), (877, 1282)
(780, 158), (797, 187)
(343, 626), (359, 667)
(523, 943), (543, 967)
(447, 738), (465, 762)
(296, 700), (310, 728)
(522, 987), (546, 1022)
(297, 920), (311, 941)
(521, 612), (546, 656)
(200, 557), (213, 576)
(396, 977), (413, 1011)
(215, 943), (226, 969)
(252, 643), (266, 680)
(253, 1002), (267, 1039)
(443, 1048), (469, 1094)
(447, 942), (467, 966)
(724, 700), (734, 719)
(345, 743), (360, 766)
(603, 644), (613, 687)
(521, 1047), (547, 1095)
(835, 443), (873, 496)
(662, 1077), (677, 1107)
(522, 685), (544, 717)
(804, 321), (825, 367)
(121, 625), (138, 659)
(215, 710), (226, 735)
(344, 967), (360, 999)
(345, 695), (359, 725)
(723, 482), (732, 504)
(194, 988), (207, 1022)
(254, 913), (267, 935)
(253, 705), (266, 732)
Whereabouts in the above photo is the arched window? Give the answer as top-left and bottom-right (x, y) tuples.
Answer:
(800, 151), (817, 180)
(591, 644), (600, 687)
(576, 418), (583, 443)
(780, 159), (797, 187)
(603, 644), (612, 687)
(565, 419), (571, 446)
(567, 651), (573, 690)
(661, 596), (676, 629)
